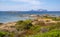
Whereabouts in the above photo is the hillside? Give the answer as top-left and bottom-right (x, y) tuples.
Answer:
(0, 14), (60, 37)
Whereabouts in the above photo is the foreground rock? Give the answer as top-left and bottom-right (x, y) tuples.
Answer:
(0, 22), (16, 32)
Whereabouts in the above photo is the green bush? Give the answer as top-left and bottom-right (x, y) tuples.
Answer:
(15, 20), (32, 31)
(26, 29), (60, 37)
(0, 31), (8, 37)
(29, 25), (41, 34)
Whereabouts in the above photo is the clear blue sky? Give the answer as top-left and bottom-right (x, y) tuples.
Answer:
(0, 0), (60, 11)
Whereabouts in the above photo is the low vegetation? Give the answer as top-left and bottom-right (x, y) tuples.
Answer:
(0, 15), (60, 37)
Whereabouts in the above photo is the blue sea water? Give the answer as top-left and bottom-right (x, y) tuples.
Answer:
(0, 11), (60, 23)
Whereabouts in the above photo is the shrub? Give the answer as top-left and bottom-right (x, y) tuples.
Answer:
(26, 29), (60, 37)
(15, 20), (32, 31)
(0, 31), (8, 37)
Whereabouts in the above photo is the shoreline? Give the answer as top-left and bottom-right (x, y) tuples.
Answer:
(0, 14), (60, 23)
(0, 14), (60, 37)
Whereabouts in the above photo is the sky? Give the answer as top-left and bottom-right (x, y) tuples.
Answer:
(0, 0), (60, 11)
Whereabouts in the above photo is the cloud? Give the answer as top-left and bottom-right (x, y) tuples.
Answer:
(0, 4), (32, 11)
(0, 0), (60, 11)
(10, 0), (42, 5)
(0, 0), (44, 11)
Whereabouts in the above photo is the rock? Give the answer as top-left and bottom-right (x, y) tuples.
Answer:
(0, 23), (3, 25)
(40, 27), (48, 33)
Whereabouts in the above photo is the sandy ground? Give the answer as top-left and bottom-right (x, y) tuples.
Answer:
(0, 22), (16, 32)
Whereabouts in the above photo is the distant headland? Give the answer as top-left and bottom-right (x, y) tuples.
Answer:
(30, 9), (47, 12)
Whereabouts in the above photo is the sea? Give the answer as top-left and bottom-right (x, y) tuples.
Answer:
(0, 11), (60, 23)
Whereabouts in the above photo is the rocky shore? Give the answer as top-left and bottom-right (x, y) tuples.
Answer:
(0, 14), (60, 37)
(0, 14), (60, 31)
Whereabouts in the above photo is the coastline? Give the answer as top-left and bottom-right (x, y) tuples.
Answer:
(0, 14), (60, 30)
(0, 14), (60, 23)
(0, 11), (60, 23)
(0, 14), (60, 37)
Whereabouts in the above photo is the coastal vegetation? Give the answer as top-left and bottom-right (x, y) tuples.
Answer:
(0, 14), (60, 37)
